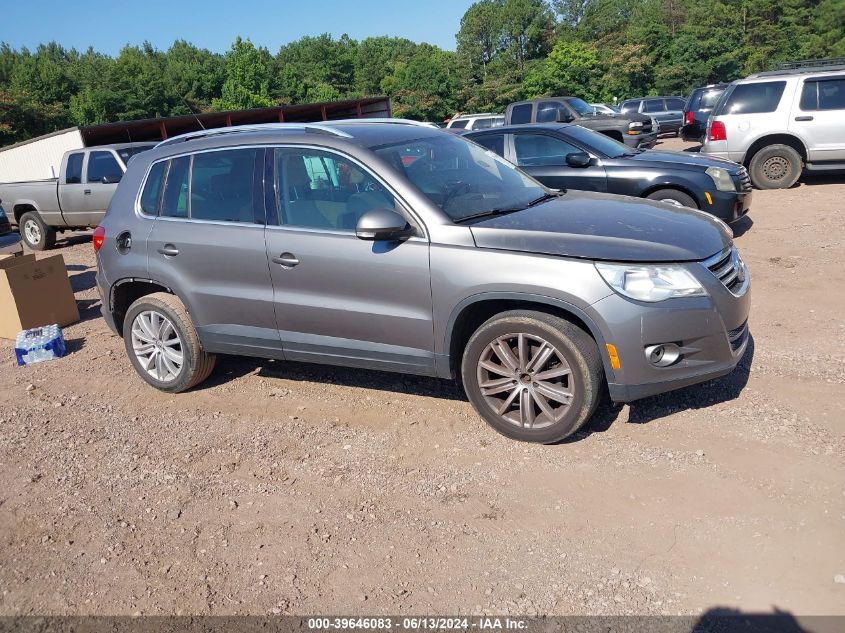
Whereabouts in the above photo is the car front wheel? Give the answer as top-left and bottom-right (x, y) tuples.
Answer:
(123, 292), (216, 393)
(461, 311), (603, 443)
(646, 189), (698, 209)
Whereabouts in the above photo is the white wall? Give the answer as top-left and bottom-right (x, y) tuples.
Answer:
(0, 129), (84, 183)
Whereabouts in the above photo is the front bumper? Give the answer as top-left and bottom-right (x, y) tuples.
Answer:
(589, 262), (751, 403)
(0, 232), (23, 257)
(707, 189), (752, 223)
(624, 131), (658, 149)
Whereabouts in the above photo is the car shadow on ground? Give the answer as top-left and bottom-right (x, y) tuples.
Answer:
(207, 355), (466, 401)
(69, 269), (96, 292)
(56, 232), (92, 248)
(76, 298), (102, 323)
(693, 606), (811, 633)
(731, 215), (754, 237)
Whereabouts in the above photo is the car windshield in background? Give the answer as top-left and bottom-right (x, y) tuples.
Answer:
(566, 125), (636, 158)
(566, 98), (597, 117)
(372, 134), (547, 222)
(117, 145), (155, 164)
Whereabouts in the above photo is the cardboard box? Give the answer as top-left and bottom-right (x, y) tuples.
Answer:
(0, 254), (79, 340)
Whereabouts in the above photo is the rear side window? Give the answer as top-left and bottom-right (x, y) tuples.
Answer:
(65, 153), (83, 184)
(666, 98), (686, 110)
(449, 119), (468, 129)
(721, 81), (786, 114)
(699, 88), (724, 109)
(140, 162), (166, 215)
(161, 156), (190, 218)
(190, 149), (258, 223)
(510, 103), (533, 124)
(87, 151), (122, 183)
(643, 99), (665, 113)
(800, 77), (845, 111)
(473, 117), (497, 130)
(471, 134), (505, 157)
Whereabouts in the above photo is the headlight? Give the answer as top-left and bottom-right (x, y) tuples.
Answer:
(628, 121), (644, 129)
(595, 263), (707, 302)
(705, 166), (736, 192)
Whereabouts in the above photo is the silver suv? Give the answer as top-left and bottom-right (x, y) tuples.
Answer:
(701, 60), (845, 189)
(95, 121), (751, 443)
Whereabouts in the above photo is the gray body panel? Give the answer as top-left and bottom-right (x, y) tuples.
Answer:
(97, 122), (750, 405)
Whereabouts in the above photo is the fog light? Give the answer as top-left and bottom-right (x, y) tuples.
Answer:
(644, 343), (681, 367)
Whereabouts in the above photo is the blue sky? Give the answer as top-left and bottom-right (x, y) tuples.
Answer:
(3, 0), (474, 54)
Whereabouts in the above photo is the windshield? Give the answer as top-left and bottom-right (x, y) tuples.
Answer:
(371, 134), (548, 222)
(117, 145), (155, 165)
(566, 97), (599, 117)
(566, 125), (635, 158)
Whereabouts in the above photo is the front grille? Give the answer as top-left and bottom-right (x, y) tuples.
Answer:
(705, 247), (747, 294)
(728, 321), (748, 352)
(737, 166), (752, 191)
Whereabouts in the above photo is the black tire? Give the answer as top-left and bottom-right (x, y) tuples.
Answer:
(19, 211), (56, 251)
(123, 292), (216, 393)
(461, 310), (603, 444)
(748, 144), (802, 189)
(646, 188), (698, 209)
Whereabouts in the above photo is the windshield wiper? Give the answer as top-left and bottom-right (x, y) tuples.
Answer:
(453, 192), (563, 224)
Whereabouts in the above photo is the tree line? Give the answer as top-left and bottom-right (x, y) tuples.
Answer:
(1, 0), (843, 145)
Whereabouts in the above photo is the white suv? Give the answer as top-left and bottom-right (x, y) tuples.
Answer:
(701, 60), (845, 189)
(446, 113), (505, 131)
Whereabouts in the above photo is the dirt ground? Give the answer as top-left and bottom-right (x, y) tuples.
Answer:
(0, 137), (843, 618)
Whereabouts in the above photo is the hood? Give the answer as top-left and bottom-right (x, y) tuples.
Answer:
(626, 149), (741, 171)
(468, 191), (732, 263)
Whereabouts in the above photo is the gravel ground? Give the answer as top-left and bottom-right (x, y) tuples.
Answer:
(0, 137), (843, 617)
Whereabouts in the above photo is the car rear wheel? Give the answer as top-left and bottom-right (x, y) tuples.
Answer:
(19, 211), (56, 251)
(748, 144), (802, 189)
(646, 189), (698, 209)
(461, 311), (603, 444)
(123, 292), (216, 393)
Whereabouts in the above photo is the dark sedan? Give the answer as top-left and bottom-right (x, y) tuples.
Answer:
(465, 123), (752, 223)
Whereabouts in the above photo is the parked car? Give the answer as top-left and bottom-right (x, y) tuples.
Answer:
(446, 113), (505, 131)
(619, 96), (687, 135)
(0, 202), (23, 257)
(0, 142), (155, 250)
(589, 103), (620, 114)
(465, 123), (752, 223)
(505, 97), (657, 149)
(681, 83), (728, 143)
(702, 60), (845, 189)
(96, 120), (750, 444)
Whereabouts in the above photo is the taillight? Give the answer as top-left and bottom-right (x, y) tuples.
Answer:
(685, 111), (694, 125)
(92, 226), (105, 252)
(709, 121), (727, 142)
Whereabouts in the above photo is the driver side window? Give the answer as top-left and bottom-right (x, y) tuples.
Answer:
(514, 134), (581, 167)
(274, 149), (397, 231)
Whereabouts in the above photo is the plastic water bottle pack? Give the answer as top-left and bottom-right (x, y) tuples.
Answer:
(14, 325), (67, 366)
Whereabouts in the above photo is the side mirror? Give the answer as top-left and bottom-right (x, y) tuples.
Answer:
(102, 174), (122, 184)
(355, 208), (414, 241)
(565, 152), (591, 168)
(555, 111), (575, 123)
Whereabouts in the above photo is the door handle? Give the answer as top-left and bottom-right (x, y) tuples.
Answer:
(157, 244), (179, 257)
(794, 116), (814, 121)
(83, 189), (91, 195)
(272, 252), (300, 267)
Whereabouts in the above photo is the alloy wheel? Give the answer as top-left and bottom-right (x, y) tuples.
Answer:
(131, 310), (184, 383)
(23, 218), (41, 246)
(476, 333), (574, 430)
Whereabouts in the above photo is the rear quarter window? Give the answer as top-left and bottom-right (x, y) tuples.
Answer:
(720, 81), (786, 115)
(140, 161), (166, 215)
(510, 103), (533, 124)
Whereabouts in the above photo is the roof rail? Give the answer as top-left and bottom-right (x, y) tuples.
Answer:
(751, 57), (845, 77)
(155, 122), (353, 147)
(777, 57), (845, 70)
(326, 117), (435, 127)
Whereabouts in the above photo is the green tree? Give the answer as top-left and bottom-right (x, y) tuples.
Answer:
(212, 37), (275, 110)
